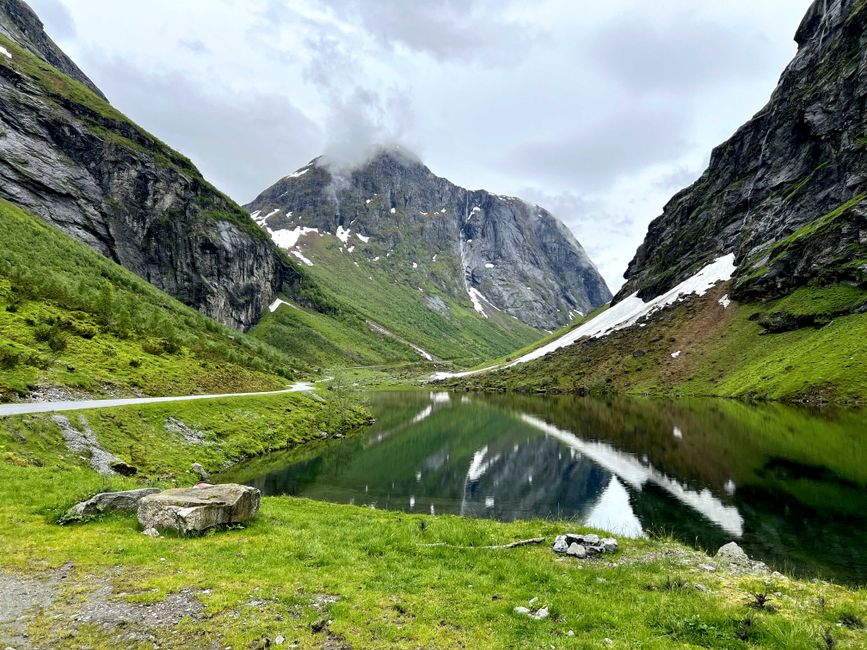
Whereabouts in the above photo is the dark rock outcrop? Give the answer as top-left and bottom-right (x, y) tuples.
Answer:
(246, 148), (611, 330)
(0, 0), (303, 330)
(616, 0), (867, 304)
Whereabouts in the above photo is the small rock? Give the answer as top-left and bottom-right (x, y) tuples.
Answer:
(552, 535), (569, 554)
(566, 543), (587, 558)
(191, 462), (210, 481)
(603, 638), (613, 646)
(142, 527), (161, 538)
(529, 597), (538, 606)
(531, 607), (549, 620)
(66, 488), (160, 518)
(514, 606), (531, 615)
(694, 583), (708, 592)
(600, 538), (619, 553)
(595, 577), (608, 583)
(715, 541), (749, 564)
(699, 563), (717, 572)
(274, 636), (285, 646)
(567, 630), (575, 637)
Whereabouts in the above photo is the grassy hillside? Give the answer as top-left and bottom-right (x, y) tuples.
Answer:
(0, 199), (301, 400)
(448, 283), (867, 404)
(274, 232), (541, 367)
(0, 394), (864, 649)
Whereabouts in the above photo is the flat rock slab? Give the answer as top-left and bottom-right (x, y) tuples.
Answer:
(66, 488), (161, 518)
(137, 484), (260, 534)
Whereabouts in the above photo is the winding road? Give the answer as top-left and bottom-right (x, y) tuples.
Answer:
(0, 382), (315, 418)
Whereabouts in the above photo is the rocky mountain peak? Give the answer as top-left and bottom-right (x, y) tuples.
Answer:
(246, 151), (612, 330)
(0, 0), (105, 99)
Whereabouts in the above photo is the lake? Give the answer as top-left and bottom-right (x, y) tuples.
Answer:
(221, 391), (867, 584)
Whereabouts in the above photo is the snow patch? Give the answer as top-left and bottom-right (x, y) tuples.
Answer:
(671, 351), (681, 359)
(718, 294), (731, 309)
(484, 263), (494, 269)
(372, 256), (380, 262)
(467, 287), (493, 318)
(346, 245), (355, 253)
(286, 168), (308, 179)
(439, 208), (447, 214)
(291, 250), (314, 266)
(390, 207), (396, 214)
(366, 198), (373, 205)
(249, 210), (261, 220)
(0, 46), (11, 60)
(356, 233), (370, 243)
(432, 254), (437, 262)
(270, 227), (319, 249)
(412, 262), (418, 269)
(268, 298), (296, 313)
(336, 225), (351, 243)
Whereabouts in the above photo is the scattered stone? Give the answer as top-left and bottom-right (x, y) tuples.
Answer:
(528, 597), (538, 606)
(694, 583), (708, 592)
(715, 542), (748, 563)
(142, 528), (161, 539)
(191, 462), (210, 481)
(699, 563), (717, 572)
(552, 533), (618, 558)
(714, 541), (769, 575)
(65, 488), (161, 519)
(52, 414), (124, 475)
(137, 484), (260, 534)
(165, 417), (208, 445)
(566, 543), (587, 558)
(514, 605), (549, 620)
(603, 638), (613, 646)
(595, 577), (608, 583)
(567, 630), (575, 637)
(274, 635), (285, 645)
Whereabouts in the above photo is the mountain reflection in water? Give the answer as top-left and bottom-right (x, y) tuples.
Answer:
(220, 391), (867, 584)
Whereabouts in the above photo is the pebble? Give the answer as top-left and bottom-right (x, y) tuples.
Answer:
(514, 606), (531, 615)
(274, 635), (285, 645)
(567, 630), (575, 637)
(603, 638), (613, 645)
(566, 543), (587, 558)
(699, 563), (717, 572)
(532, 607), (549, 620)
(142, 528), (161, 538)
(529, 597), (539, 605)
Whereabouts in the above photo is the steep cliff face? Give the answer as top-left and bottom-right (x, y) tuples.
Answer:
(246, 148), (611, 330)
(616, 0), (867, 304)
(0, 0), (301, 330)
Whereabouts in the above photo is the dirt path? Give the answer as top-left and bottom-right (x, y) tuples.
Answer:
(0, 382), (315, 418)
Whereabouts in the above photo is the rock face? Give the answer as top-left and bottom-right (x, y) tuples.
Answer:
(0, 0), (303, 330)
(245, 148), (611, 330)
(615, 0), (867, 305)
(137, 484), (261, 534)
(66, 488), (160, 518)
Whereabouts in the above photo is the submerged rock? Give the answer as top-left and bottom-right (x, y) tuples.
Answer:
(137, 484), (260, 534)
(66, 488), (160, 518)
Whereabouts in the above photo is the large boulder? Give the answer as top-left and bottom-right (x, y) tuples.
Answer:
(137, 484), (260, 534)
(66, 488), (161, 518)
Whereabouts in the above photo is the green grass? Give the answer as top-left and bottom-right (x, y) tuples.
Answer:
(0, 395), (864, 649)
(0, 199), (299, 399)
(283, 233), (541, 367)
(769, 193), (867, 262)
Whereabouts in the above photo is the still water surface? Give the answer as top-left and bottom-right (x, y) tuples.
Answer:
(222, 391), (867, 583)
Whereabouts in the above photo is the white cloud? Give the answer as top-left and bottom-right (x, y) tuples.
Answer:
(41, 0), (812, 292)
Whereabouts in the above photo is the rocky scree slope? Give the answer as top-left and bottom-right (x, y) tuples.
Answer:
(616, 0), (867, 307)
(0, 0), (307, 331)
(246, 148), (611, 331)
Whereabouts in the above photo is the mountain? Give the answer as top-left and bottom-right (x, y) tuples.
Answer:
(0, 0), (306, 331)
(446, 0), (867, 403)
(246, 148), (611, 331)
(616, 0), (866, 305)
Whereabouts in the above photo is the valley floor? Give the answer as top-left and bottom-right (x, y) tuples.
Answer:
(0, 391), (865, 649)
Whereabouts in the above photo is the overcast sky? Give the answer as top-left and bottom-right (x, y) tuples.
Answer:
(31, 0), (812, 292)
